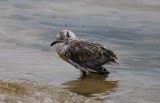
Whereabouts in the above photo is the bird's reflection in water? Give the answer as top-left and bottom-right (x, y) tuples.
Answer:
(62, 73), (119, 97)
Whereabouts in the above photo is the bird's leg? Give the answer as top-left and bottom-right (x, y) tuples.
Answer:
(80, 70), (87, 77)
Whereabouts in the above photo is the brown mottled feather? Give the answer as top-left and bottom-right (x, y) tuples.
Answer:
(64, 39), (118, 71)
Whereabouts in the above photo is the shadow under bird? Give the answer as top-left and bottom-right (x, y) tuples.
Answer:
(50, 30), (119, 76)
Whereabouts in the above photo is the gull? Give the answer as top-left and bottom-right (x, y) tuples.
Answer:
(50, 30), (119, 76)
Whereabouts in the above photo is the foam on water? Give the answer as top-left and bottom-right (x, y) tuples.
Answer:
(0, 80), (101, 103)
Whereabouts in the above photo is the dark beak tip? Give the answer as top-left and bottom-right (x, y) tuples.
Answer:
(50, 43), (55, 47)
(50, 42), (55, 47)
(50, 41), (59, 46)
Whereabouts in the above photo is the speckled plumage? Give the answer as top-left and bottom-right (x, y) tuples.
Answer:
(50, 30), (119, 75)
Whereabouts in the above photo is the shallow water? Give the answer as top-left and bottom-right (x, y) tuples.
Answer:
(0, 0), (160, 103)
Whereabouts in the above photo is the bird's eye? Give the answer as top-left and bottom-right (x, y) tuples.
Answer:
(66, 31), (70, 38)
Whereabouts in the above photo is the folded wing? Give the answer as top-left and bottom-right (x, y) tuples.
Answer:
(65, 40), (118, 71)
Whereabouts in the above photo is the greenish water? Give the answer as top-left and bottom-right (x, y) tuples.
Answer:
(0, 0), (160, 103)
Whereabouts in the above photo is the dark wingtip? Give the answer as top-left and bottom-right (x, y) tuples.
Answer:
(114, 58), (120, 65)
(110, 57), (119, 65)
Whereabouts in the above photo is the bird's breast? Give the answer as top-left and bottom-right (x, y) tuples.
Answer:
(56, 43), (69, 63)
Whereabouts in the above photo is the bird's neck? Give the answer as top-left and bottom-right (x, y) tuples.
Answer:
(55, 43), (69, 63)
(55, 43), (64, 53)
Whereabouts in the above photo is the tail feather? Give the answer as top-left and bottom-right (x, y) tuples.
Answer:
(110, 57), (119, 65)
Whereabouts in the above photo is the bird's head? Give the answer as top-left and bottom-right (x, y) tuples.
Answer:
(50, 30), (76, 46)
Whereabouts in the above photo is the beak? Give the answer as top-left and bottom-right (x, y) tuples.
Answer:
(50, 40), (60, 46)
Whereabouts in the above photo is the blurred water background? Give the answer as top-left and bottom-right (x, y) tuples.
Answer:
(0, 0), (160, 103)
